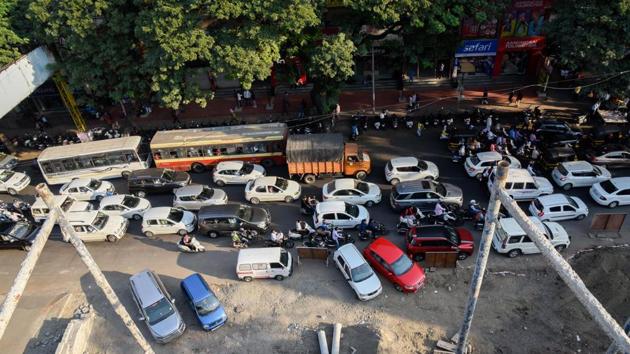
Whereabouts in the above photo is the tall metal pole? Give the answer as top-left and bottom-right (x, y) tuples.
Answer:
(606, 317), (629, 354)
(36, 184), (155, 353)
(456, 161), (509, 353)
(0, 209), (59, 340)
(371, 42), (376, 114)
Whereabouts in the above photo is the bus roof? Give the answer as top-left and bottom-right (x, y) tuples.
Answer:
(37, 136), (142, 162)
(150, 123), (288, 149)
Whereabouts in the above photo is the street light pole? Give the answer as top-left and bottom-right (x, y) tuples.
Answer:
(371, 42), (376, 114)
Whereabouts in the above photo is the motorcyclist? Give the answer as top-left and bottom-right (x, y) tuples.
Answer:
(358, 219), (372, 239)
(180, 233), (196, 251)
(295, 220), (315, 237)
(231, 230), (247, 248)
(468, 200), (484, 222)
(331, 227), (344, 248)
(434, 202), (456, 223)
(270, 229), (284, 246)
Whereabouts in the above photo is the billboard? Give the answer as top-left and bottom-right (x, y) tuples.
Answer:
(500, 0), (546, 37)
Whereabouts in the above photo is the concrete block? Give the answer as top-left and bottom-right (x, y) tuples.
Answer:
(55, 313), (94, 354)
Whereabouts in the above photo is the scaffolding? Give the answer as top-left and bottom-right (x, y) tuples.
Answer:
(52, 73), (87, 132)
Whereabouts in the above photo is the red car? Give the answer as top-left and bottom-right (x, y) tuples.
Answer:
(406, 225), (474, 261)
(363, 238), (426, 293)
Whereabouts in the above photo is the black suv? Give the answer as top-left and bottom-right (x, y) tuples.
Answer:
(127, 168), (190, 197)
(197, 203), (270, 238)
(535, 120), (582, 137)
(0, 218), (40, 251)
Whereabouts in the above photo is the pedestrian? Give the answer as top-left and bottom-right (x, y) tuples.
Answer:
(508, 90), (514, 105)
(171, 108), (182, 125)
(251, 90), (257, 108)
(439, 63), (446, 78)
(332, 103), (341, 128)
(236, 90), (243, 109)
(482, 86), (489, 104)
(516, 90), (523, 107)
(282, 92), (289, 116)
(416, 121), (424, 137)
(486, 115), (493, 131)
(242, 89), (251, 106)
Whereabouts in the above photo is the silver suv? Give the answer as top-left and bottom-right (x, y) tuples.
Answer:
(129, 270), (186, 343)
(389, 179), (463, 212)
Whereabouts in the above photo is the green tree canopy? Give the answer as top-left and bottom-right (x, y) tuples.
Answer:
(0, 0), (29, 67)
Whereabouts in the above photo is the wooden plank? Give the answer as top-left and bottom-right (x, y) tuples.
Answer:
(606, 214), (626, 232)
(433, 350), (455, 354)
(436, 340), (457, 352)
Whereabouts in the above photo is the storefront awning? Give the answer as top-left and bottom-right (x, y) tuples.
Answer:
(455, 39), (497, 58)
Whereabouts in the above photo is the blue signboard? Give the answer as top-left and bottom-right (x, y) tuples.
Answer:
(455, 39), (498, 57)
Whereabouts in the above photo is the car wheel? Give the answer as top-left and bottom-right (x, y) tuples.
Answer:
(303, 174), (316, 184)
(191, 163), (205, 173)
(365, 200), (374, 207)
(22, 245), (32, 252)
(135, 191), (146, 198)
(132, 214), (142, 221)
(575, 214), (585, 221)
(121, 171), (131, 178)
(274, 275), (284, 281)
(507, 249), (521, 258)
(243, 276), (253, 282)
(249, 197), (260, 205)
(215, 179), (226, 187)
(7, 188), (17, 196)
(355, 171), (367, 180)
(284, 196), (294, 203)
(394, 284), (404, 292)
(555, 245), (566, 252)
(208, 231), (219, 238)
(106, 234), (118, 243)
(608, 201), (619, 208)
(475, 173), (483, 181)
(177, 229), (187, 236)
(261, 159), (274, 168)
(391, 178), (400, 186)
(144, 231), (154, 238)
(413, 254), (424, 262)
(562, 183), (573, 191)
(457, 252), (468, 260)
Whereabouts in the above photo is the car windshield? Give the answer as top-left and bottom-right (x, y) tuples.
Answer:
(145, 298), (175, 325)
(168, 208), (184, 222)
(92, 213), (109, 230)
(274, 178), (288, 190)
(199, 187), (215, 200)
(345, 203), (359, 217)
(391, 254), (414, 276)
(351, 263), (374, 283)
(240, 163), (254, 174)
(195, 294), (221, 316)
(88, 179), (102, 189)
(162, 169), (176, 181)
(417, 160), (428, 170)
(434, 183), (447, 196)
(533, 199), (544, 211)
(470, 155), (480, 165)
(386, 161), (393, 171)
(122, 196), (140, 208)
(60, 198), (74, 212)
(557, 164), (569, 176)
(567, 197), (579, 209)
(599, 180), (618, 194)
(356, 182), (369, 194)
(237, 206), (253, 221)
(2, 222), (32, 239)
(443, 226), (460, 245)
(280, 250), (289, 267)
(0, 170), (14, 182)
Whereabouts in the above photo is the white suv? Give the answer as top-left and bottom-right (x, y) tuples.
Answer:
(589, 177), (630, 208)
(245, 177), (301, 204)
(66, 211), (128, 242)
(529, 194), (588, 221)
(385, 157), (439, 185)
(333, 244), (382, 301)
(141, 207), (196, 237)
(212, 161), (265, 186)
(492, 217), (570, 258)
(0, 169), (30, 195)
(464, 152), (521, 180)
(551, 161), (611, 190)
(313, 201), (369, 229)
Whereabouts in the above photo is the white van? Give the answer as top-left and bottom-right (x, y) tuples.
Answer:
(487, 168), (553, 200)
(492, 217), (570, 258)
(31, 195), (93, 223)
(236, 247), (293, 281)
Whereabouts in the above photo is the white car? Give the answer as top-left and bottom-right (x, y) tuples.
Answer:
(529, 194), (588, 221)
(551, 161), (611, 190)
(385, 157), (439, 185)
(492, 217), (570, 258)
(59, 178), (115, 201)
(31, 195), (93, 223)
(0, 169), (30, 195)
(245, 177), (301, 204)
(0, 152), (18, 170)
(173, 184), (227, 210)
(487, 168), (554, 201)
(589, 177), (630, 208)
(322, 179), (381, 206)
(141, 207), (196, 237)
(313, 201), (369, 229)
(66, 211), (128, 243)
(464, 152), (521, 180)
(333, 244), (382, 301)
(212, 161), (265, 186)
(98, 194), (151, 220)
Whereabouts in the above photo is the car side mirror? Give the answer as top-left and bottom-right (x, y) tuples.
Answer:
(171, 298), (176, 304)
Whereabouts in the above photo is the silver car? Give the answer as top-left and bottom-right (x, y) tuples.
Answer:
(129, 270), (186, 343)
(389, 179), (463, 212)
(173, 184), (227, 210)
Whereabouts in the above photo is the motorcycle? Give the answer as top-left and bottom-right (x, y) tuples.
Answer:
(300, 196), (319, 215)
(392, 116), (399, 129)
(404, 117), (414, 129)
(323, 230), (355, 249)
(303, 234), (326, 248)
(358, 220), (387, 240)
(178, 237), (206, 253)
(265, 234), (295, 249)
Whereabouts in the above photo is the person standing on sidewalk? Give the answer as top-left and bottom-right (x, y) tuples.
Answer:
(482, 86), (489, 104)
(332, 103), (341, 128)
(516, 90), (523, 107)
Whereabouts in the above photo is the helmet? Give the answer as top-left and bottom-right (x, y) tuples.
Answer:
(469, 200), (477, 205)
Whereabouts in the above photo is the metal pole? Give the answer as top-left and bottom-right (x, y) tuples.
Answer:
(497, 190), (630, 353)
(456, 160), (510, 354)
(371, 42), (376, 114)
(331, 323), (342, 354)
(606, 317), (629, 354)
(318, 329), (330, 354)
(0, 209), (59, 340)
(36, 184), (155, 353)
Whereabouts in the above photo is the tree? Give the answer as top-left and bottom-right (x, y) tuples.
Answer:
(0, 0), (28, 67)
(545, 0), (630, 96)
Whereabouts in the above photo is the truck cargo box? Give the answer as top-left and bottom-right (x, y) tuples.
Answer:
(286, 134), (344, 162)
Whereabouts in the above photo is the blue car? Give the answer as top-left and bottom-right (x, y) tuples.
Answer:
(180, 273), (227, 331)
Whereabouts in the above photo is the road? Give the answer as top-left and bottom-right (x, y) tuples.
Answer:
(0, 120), (628, 353)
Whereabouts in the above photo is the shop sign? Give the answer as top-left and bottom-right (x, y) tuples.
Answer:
(500, 36), (545, 51)
(455, 39), (498, 57)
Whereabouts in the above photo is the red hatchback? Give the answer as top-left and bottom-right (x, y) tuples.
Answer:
(406, 225), (474, 261)
(363, 238), (426, 293)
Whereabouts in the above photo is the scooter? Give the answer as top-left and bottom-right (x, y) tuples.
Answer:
(265, 234), (295, 249)
(392, 116), (399, 129)
(178, 237), (206, 253)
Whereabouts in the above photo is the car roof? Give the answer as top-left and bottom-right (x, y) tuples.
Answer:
(499, 217), (544, 236)
(390, 157), (418, 167)
(129, 270), (164, 307)
(198, 203), (243, 217)
(415, 225), (453, 238)
(129, 168), (165, 178)
(560, 161), (594, 172)
(332, 178), (358, 190)
(252, 176), (279, 186)
(32, 195), (72, 208)
(175, 184), (204, 197)
(536, 193), (570, 206)
(497, 168), (535, 180)
(237, 247), (282, 264)
(335, 244), (366, 268)
(100, 194), (128, 205)
(66, 211), (99, 223)
(65, 178), (93, 188)
(394, 180), (433, 194)
(181, 273), (211, 302)
(216, 161), (244, 170)
(143, 207), (174, 219)
(315, 200), (346, 213)
(366, 238), (404, 264)
(611, 177), (630, 188)
(476, 151), (502, 161)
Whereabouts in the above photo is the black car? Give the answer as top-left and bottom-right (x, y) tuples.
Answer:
(535, 120), (582, 137)
(197, 203), (270, 238)
(0, 219), (40, 251)
(127, 168), (190, 197)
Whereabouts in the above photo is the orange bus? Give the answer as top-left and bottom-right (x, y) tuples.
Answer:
(150, 123), (288, 172)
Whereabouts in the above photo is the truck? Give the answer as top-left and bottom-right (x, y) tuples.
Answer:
(286, 134), (371, 184)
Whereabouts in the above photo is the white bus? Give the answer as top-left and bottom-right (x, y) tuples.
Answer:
(37, 136), (151, 185)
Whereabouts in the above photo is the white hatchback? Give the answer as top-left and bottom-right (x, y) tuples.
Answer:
(492, 217), (570, 258)
(212, 161), (265, 186)
(333, 244), (382, 301)
(313, 201), (369, 229)
(66, 211), (128, 243)
(141, 207), (196, 237)
(551, 161), (611, 190)
(385, 157), (439, 185)
(464, 152), (521, 180)
(0, 169), (30, 195)
(528, 194), (588, 221)
(59, 178), (115, 201)
(322, 179), (381, 206)
(98, 194), (151, 220)
(589, 177), (630, 208)
(173, 184), (227, 210)
(245, 177), (301, 204)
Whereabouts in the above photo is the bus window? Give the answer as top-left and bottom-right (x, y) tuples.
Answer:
(124, 151), (138, 163)
(107, 152), (127, 165)
(52, 161), (64, 173)
(62, 159), (77, 171)
(41, 162), (53, 174)
(77, 157), (94, 169)
(169, 150), (178, 159)
(92, 154), (109, 167)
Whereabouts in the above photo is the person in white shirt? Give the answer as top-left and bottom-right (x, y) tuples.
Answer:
(295, 220), (315, 237)
(270, 230), (284, 245)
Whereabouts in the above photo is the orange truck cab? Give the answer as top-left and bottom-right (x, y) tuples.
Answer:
(343, 143), (371, 180)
